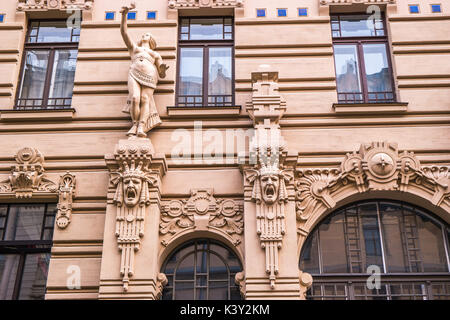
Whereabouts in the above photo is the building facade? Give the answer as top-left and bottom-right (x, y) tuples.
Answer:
(0, 0), (449, 300)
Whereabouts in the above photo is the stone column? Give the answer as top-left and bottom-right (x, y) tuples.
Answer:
(99, 137), (167, 299)
(239, 69), (311, 299)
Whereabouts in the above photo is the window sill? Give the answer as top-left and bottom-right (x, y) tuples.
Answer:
(333, 102), (408, 115)
(166, 106), (241, 118)
(0, 108), (75, 121)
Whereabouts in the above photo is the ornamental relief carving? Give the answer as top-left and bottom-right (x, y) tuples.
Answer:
(0, 147), (58, 198)
(295, 141), (450, 225)
(160, 189), (244, 247)
(17, 0), (94, 11)
(109, 140), (160, 291)
(56, 172), (76, 229)
(168, 0), (244, 9)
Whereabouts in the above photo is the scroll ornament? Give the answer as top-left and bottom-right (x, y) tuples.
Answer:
(0, 147), (57, 198)
(160, 189), (243, 247)
(110, 150), (157, 291)
(168, 0), (244, 9)
(319, 0), (396, 5)
(296, 142), (450, 222)
(244, 145), (293, 289)
(56, 172), (76, 229)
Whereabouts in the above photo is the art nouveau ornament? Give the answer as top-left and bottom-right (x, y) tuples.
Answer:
(56, 172), (76, 229)
(110, 142), (157, 291)
(0, 147), (57, 198)
(17, 0), (94, 11)
(120, 3), (169, 138)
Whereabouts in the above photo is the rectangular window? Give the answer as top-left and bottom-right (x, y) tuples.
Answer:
(0, 204), (56, 300)
(15, 20), (79, 110)
(147, 11), (157, 20)
(256, 9), (266, 17)
(0, 14), (5, 23)
(431, 4), (442, 13)
(105, 12), (115, 20)
(177, 18), (234, 107)
(277, 9), (287, 17)
(331, 14), (395, 104)
(409, 5), (420, 14)
(298, 8), (308, 16)
(127, 12), (137, 20)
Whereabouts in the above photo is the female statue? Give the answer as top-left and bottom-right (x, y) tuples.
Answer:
(120, 3), (169, 137)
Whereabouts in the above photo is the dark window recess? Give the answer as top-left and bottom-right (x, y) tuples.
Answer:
(15, 20), (79, 110)
(299, 200), (450, 300)
(177, 17), (234, 107)
(331, 14), (396, 104)
(161, 239), (242, 300)
(0, 204), (56, 300)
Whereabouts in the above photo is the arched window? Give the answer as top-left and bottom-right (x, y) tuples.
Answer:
(299, 200), (450, 300)
(161, 239), (242, 300)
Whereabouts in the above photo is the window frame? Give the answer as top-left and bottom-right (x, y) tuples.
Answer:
(176, 16), (235, 108)
(331, 13), (397, 104)
(0, 203), (56, 300)
(14, 19), (79, 110)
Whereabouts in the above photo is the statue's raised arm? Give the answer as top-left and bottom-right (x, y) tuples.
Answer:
(120, 3), (136, 50)
(119, 2), (169, 138)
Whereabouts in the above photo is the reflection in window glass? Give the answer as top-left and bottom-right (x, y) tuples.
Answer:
(4, 205), (47, 241)
(18, 253), (51, 300)
(319, 213), (349, 273)
(359, 204), (384, 271)
(179, 47), (203, 98)
(162, 239), (242, 300)
(339, 15), (379, 37)
(334, 45), (362, 94)
(362, 44), (392, 94)
(0, 255), (20, 300)
(208, 47), (232, 96)
(48, 50), (78, 103)
(18, 50), (50, 103)
(35, 21), (75, 43)
(189, 18), (224, 40)
(299, 229), (320, 274)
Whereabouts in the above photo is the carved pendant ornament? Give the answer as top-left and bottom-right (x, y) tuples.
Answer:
(295, 141), (450, 223)
(245, 145), (293, 289)
(56, 172), (76, 229)
(109, 142), (157, 291)
(160, 189), (243, 247)
(0, 147), (57, 198)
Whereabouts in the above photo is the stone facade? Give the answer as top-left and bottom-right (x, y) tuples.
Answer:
(0, 0), (449, 300)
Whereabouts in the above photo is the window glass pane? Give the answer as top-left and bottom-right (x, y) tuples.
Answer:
(380, 202), (409, 272)
(179, 48), (203, 96)
(189, 18), (223, 40)
(18, 253), (50, 300)
(176, 253), (194, 280)
(414, 209), (448, 272)
(334, 45), (362, 94)
(208, 47), (232, 96)
(174, 281), (194, 300)
(362, 44), (392, 93)
(339, 15), (378, 37)
(48, 49), (78, 100)
(319, 213), (349, 273)
(209, 281), (228, 299)
(196, 250), (207, 273)
(18, 50), (50, 101)
(0, 254), (20, 300)
(359, 203), (384, 271)
(299, 229), (320, 274)
(3, 205), (46, 241)
(209, 253), (227, 280)
(35, 21), (76, 43)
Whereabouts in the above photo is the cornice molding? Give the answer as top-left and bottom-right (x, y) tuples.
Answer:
(168, 0), (243, 10)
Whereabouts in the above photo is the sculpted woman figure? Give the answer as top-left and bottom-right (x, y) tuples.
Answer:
(120, 3), (169, 137)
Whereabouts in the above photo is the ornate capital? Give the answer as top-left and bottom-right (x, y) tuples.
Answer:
(17, 0), (94, 11)
(295, 142), (450, 223)
(168, 0), (244, 10)
(0, 147), (57, 198)
(56, 172), (76, 229)
(160, 189), (244, 247)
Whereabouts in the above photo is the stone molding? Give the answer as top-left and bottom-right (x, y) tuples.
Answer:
(234, 271), (245, 299)
(160, 189), (244, 247)
(168, 0), (243, 10)
(17, 0), (94, 11)
(295, 141), (450, 226)
(56, 171), (76, 229)
(0, 147), (57, 198)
